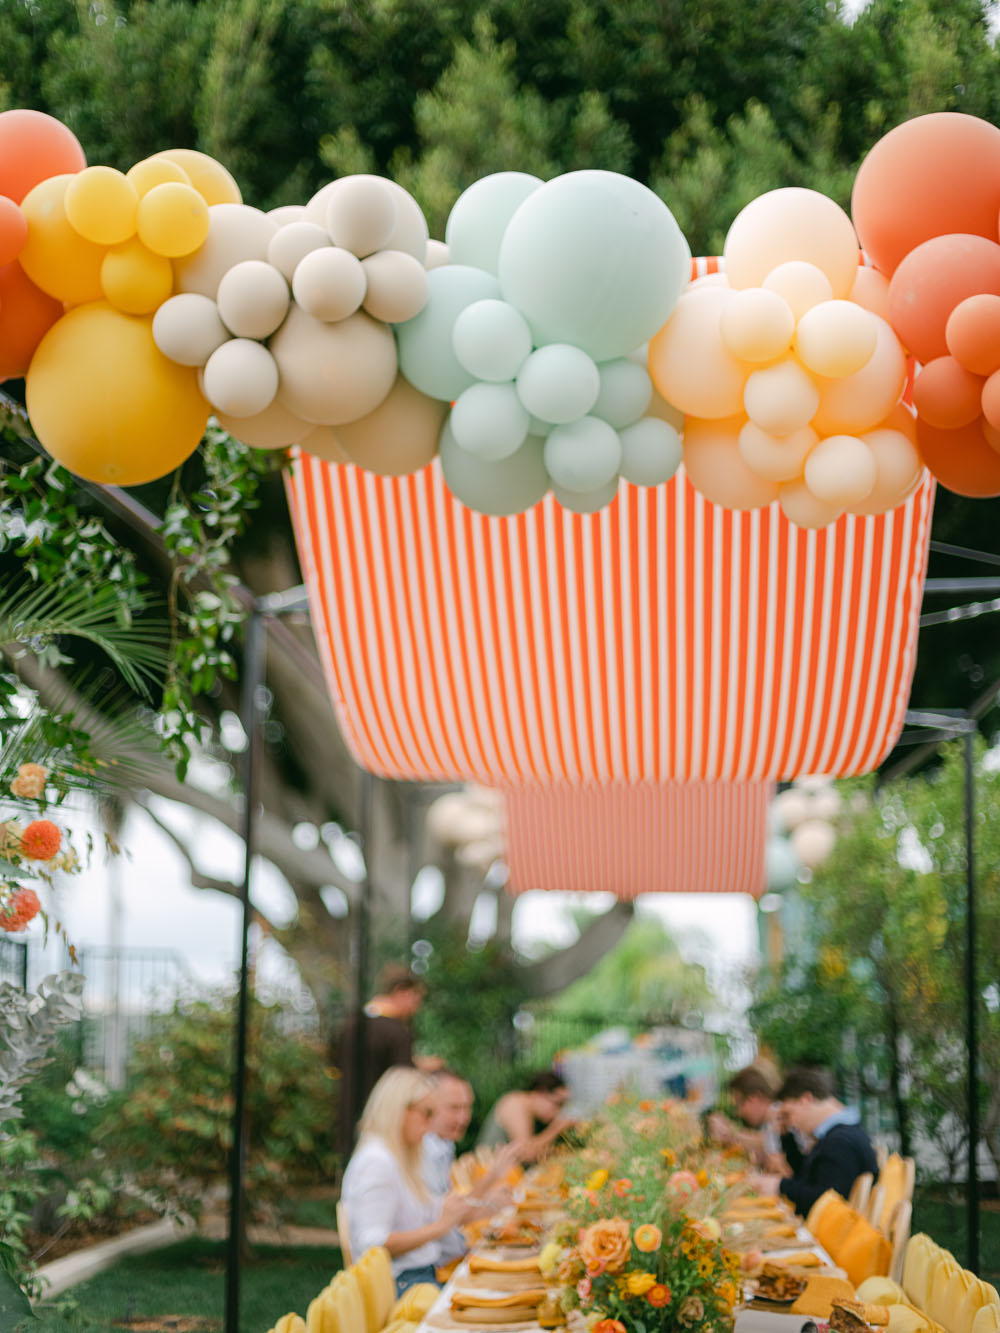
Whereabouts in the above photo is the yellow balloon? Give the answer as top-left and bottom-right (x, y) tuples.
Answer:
(127, 155), (192, 198)
(19, 174), (105, 305)
(25, 301), (209, 485)
(64, 166), (139, 246)
(152, 148), (242, 206)
(101, 237), (174, 314)
(136, 182), (210, 258)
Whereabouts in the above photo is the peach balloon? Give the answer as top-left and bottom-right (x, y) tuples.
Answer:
(794, 300), (878, 378)
(270, 303), (397, 425)
(683, 415), (780, 510)
(328, 374), (448, 476)
(852, 112), (1000, 277)
(849, 266), (891, 323)
(850, 428), (924, 515)
(912, 356), (984, 429)
(762, 261), (834, 319)
(744, 358), (819, 435)
(19, 174), (105, 306)
(879, 402), (918, 442)
(719, 287), (794, 363)
(811, 316), (906, 436)
(945, 294), (1000, 377)
(724, 188), (860, 297)
(916, 415), (1000, 497)
(738, 420), (817, 483)
(648, 287), (748, 419)
(779, 477), (844, 529)
(887, 233), (1000, 364)
(803, 434), (877, 507)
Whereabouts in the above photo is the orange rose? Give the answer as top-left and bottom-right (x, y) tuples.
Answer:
(633, 1224), (661, 1253)
(646, 1284), (672, 1308)
(579, 1218), (631, 1275)
(593, 1321), (626, 1333)
(638, 1099), (654, 1111)
(612, 1178), (632, 1197)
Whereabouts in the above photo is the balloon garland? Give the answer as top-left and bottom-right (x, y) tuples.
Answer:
(5, 107), (1000, 518)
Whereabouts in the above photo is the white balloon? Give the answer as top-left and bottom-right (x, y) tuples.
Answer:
(203, 338), (279, 418)
(791, 818), (836, 868)
(771, 787), (812, 833)
(267, 221), (331, 282)
(425, 239), (450, 270)
(174, 203), (277, 298)
(292, 247), (367, 323)
(152, 292), (230, 367)
(216, 259), (290, 339)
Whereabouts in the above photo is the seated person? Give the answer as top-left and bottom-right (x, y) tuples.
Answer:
(748, 1065), (878, 1217)
(341, 1067), (489, 1293)
(707, 1064), (804, 1174)
(476, 1071), (575, 1163)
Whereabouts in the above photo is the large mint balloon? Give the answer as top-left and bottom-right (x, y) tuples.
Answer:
(618, 417), (682, 486)
(543, 415), (622, 493)
(516, 344), (600, 424)
(439, 419), (549, 516)
(452, 299), (532, 382)
(498, 170), (691, 361)
(450, 382), (529, 461)
(765, 835), (800, 891)
(396, 264), (500, 401)
(551, 476), (620, 514)
(446, 172), (543, 275)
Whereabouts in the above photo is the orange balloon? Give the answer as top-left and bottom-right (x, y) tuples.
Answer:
(0, 196), (27, 265)
(981, 369), (1000, 432)
(912, 356), (984, 430)
(0, 260), (62, 378)
(945, 294), (1000, 377)
(916, 415), (1000, 497)
(0, 109), (86, 205)
(887, 233), (1000, 364)
(852, 113), (1000, 276)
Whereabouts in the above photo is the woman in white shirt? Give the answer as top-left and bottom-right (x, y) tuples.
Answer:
(341, 1066), (485, 1292)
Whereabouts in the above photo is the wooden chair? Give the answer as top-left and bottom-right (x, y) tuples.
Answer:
(887, 1199), (912, 1287)
(337, 1200), (354, 1267)
(848, 1171), (874, 1215)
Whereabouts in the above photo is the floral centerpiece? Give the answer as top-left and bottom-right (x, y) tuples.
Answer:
(1, 762), (83, 948)
(540, 1095), (744, 1332)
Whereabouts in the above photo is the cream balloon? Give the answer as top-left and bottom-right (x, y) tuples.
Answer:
(425, 239), (450, 270)
(308, 177), (428, 260)
(216, 259), (290, 339)
(152, 292), (230, 367)
(267, 204), (308, 227)
(266, 221), (331, 282)
(648, 286), (749, 419)
(779, 477), (844, 529)
(744, 358), (820, 434)
(173, 203), (277, 297)
(794, 300), (879, 378)
(203, 338), (279, 417)
(848, 427), (924, 516)
(804, 434), (877, 506)
(215, 397), (312, 449)
(811, 315), (906, 436)
(771, 787), (812, 833)
(361, 249), (429, 323)
(791, 818), (836, 868)
(683, 415), (780, 510)
(325, 175), (398, 257)
(298, 425), (352, 463)
(270, 303), (397, 425)
(724, 188), (860, 296)
(292, 246), (367, 322)
(330, 374), (447, 476)
(738, 420), (817, 483)
(719, 287), (795, 362)
(762, 261), (834, 320)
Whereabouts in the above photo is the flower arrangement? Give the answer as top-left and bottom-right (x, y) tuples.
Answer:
(540, 1096), (744, 1332)
(1, 762), (84, 948)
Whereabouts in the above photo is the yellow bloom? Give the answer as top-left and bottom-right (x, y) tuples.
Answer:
(660, 1148), (677, 1166)
(697, 1256), (713, 1278)
(539, 1242), (563, 1277)
(586, 1168), (609, 1191)
(625, 1272), (657, 1296)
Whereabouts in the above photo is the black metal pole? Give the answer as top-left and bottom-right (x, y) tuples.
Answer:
(224, 606), (265, 1333)
(351, 771), (376, 1140)
(964, 724), (980, 1275)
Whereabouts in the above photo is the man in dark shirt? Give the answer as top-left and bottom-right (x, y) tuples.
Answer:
(748, 1065), (879, 1217)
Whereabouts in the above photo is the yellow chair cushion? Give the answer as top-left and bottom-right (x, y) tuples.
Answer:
(838, 1215), (893, 1287)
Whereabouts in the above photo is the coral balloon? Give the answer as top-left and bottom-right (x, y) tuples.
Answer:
(683, 415), (780, 510)
(18, 174), (104, 305)
(812, 315), (906, 436)
(648, 286), (748, 419)
(779, 478), (844, 529)
(724, 188), (860, 297)
(852, 112), (1000, 277)
(152, 149), (242, 206)
(738, 421), (817, 483)
(916, 415), (1000, 497)
(849, 427), (923, 516)
(101, 237), (173, 314)
(719, 287), (794, 362)
(25, 301), (208, 485)
(64, 166), (138, 246)
(887, 233), (1000, 364)
(332, 374), (448, 476)
(794, 300), (878, 378)
(174, 204), (277, 297)
(0, 109), (86, 204)
(981, 369), (1000, 432)
(803, 434), (877, 507)
(945, 294), (1000, 377)
(0, 261), (62, 378)
(136, 182), (210, 258)
(270, 304), (396, 425)
(744, 358), (819, 435)
(912, 356), (984, 429)
(0, 196), (27, 266)
(762, 261), (834, 319)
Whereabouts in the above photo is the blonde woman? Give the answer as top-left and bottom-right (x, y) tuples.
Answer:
(341, 1067), (488, 1292)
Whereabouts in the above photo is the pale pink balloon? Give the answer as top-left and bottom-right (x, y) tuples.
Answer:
(811, 315), (906, 436)
(683, 415), (780, 510)
(648, 287), (749, 419)
(779, 477), (844, 529)
(744, 357), (820, 435)
(849, 428), (924, 515)
(738, 420), (817, 483)
(724, 188), (860, 296)
(762, 261), (834, 319)
(719, 287), (795, 363)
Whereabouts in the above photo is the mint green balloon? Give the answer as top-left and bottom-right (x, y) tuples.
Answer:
(593, 358), (653, 428)
(516, 344), (600, 424)
(452, 299), (532, 382)
(396, 264), (500, 402)
(450, 382), (529, 461)
(446, 172), (543, 275)
(543, 415), (622, 493)
(498, 170), (691, 361)
(618, 417), (682, 486)
(551, 476), (620, 514)
(439, 419), (549, 516)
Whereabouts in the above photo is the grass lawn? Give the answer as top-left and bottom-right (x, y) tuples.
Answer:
(27, 1237), (344, 1332)
(912, 1192), (1000, 1285)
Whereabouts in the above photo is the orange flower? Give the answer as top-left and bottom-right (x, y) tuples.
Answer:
(593, 1321), (626, 1333)
(696, 1168), (709, 1187)
(633, 1224), (661, 1253)
(660, 1148), (677, 1166)
(20, 819), (61, 861)
(637, 1099), (654, 1111)
(11, 763), (48, 799)
(579, 1218), (631, 1274)
(646, 1284), (672, 1308)
(612, 1177), (632, 1197)
(1, 888), (40, 932)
